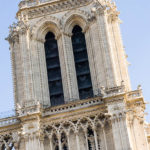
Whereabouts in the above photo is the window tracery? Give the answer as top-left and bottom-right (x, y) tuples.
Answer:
(44, 32), (64, 106)
(87, 127), (96, 150)
(61, 132), (68, 150)
(43, 113), (111, 150)
(71, 25), (93, 100)
(52, 134), (59, 150)
(0, 134), (15, 150)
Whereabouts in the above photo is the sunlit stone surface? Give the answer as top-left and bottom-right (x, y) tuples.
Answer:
(0, 0), (149, 149)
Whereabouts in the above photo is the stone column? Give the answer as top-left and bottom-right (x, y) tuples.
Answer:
(127, 110), (150, 150)
(93, 128), (99, 150)
(36, 38), (50, 106)
(19, 30), (34, 105)
(66, 132), (71, 150)
(57, 33), (79, 102)
(49, 136), (53, 150)
(84, 129), (89, 150)
(84, 28), (99, 96)
(58, 134), (62, 150)
(75, 132), (80, 150)
(95, 9), (117, 88)
(10, 37), (24, 107)
(24, 133), (44, 150)
(102, 126), (108, 150)
(107, 102), (132, 150)
(107, 15), (131, 90)
(86, 21), (108, 91)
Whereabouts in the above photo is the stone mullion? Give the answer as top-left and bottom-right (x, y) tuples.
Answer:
(58, 34), (79, 102)
(37, 40), (50, 106)
(66, 133), (71, 150)
(93, 129), (99, 150)
(102, 127), (108, 150)
(96, 12), (117, 88)
(58, 134), (62, 150)
(85, 28), (99, 96)
(75, 132), (81, 150)
(84, 130), (89, 150)
(49, 136), (53, 150)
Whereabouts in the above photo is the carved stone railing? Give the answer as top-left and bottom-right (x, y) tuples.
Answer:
(43, 97), (104, 116)
(0, 117), (20, 128)
(127, 90), (143, 101)
(103, 85), (125, 98)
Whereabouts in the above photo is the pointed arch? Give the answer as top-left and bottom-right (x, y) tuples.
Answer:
(31, 16), (61, 42)
(62, 9), (90, 35)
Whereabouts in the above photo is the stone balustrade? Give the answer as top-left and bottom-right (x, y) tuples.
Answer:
(0, 89), (143, 128)
(43, 97), (104, 116)
(0, 117), (19, 127)
(127, 90), (143, 101)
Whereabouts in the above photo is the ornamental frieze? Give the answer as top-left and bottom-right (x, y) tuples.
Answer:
(18, 0), (93, 20)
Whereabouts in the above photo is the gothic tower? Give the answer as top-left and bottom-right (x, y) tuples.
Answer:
(0, 0), (149, 150)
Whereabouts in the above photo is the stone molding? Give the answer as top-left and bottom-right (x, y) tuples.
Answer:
(17, 0), (93, 20)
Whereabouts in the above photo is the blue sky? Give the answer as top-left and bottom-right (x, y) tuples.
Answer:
(0, 0), (149, 121)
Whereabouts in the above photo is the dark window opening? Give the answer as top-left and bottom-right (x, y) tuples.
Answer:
(71, 25), (93, 100)
(45, 32), (64, 106)
(87, 127), (95, 150)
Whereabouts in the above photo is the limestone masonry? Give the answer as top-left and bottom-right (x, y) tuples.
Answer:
(0, 0), (149, 149)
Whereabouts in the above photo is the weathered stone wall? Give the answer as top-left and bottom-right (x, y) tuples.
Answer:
(3, 0), (149, 150)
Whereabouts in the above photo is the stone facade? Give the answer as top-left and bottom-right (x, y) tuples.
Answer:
(0, 0), (149, 150)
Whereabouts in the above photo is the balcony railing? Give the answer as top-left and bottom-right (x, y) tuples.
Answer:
(0, 110), (19, 127)
(0, 117), (19, 128)
(127, 90), (143, 101)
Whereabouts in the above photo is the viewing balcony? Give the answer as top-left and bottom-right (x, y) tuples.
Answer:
(0, 88), (144, 128)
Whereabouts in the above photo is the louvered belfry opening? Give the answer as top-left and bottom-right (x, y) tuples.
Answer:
(71, 25), (93, 100)
(44, 32), (64, 106)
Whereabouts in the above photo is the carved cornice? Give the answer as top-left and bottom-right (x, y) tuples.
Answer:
(17, 0), (93, 20)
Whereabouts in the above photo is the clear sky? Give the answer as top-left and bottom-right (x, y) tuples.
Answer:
(0, 0), (149, 121)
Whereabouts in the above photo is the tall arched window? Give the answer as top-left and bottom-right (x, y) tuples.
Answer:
(71, 25), (93, 99)
(44, 32), (64, 106)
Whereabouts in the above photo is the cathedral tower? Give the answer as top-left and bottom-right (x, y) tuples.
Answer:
(0, 0), (149, 150)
